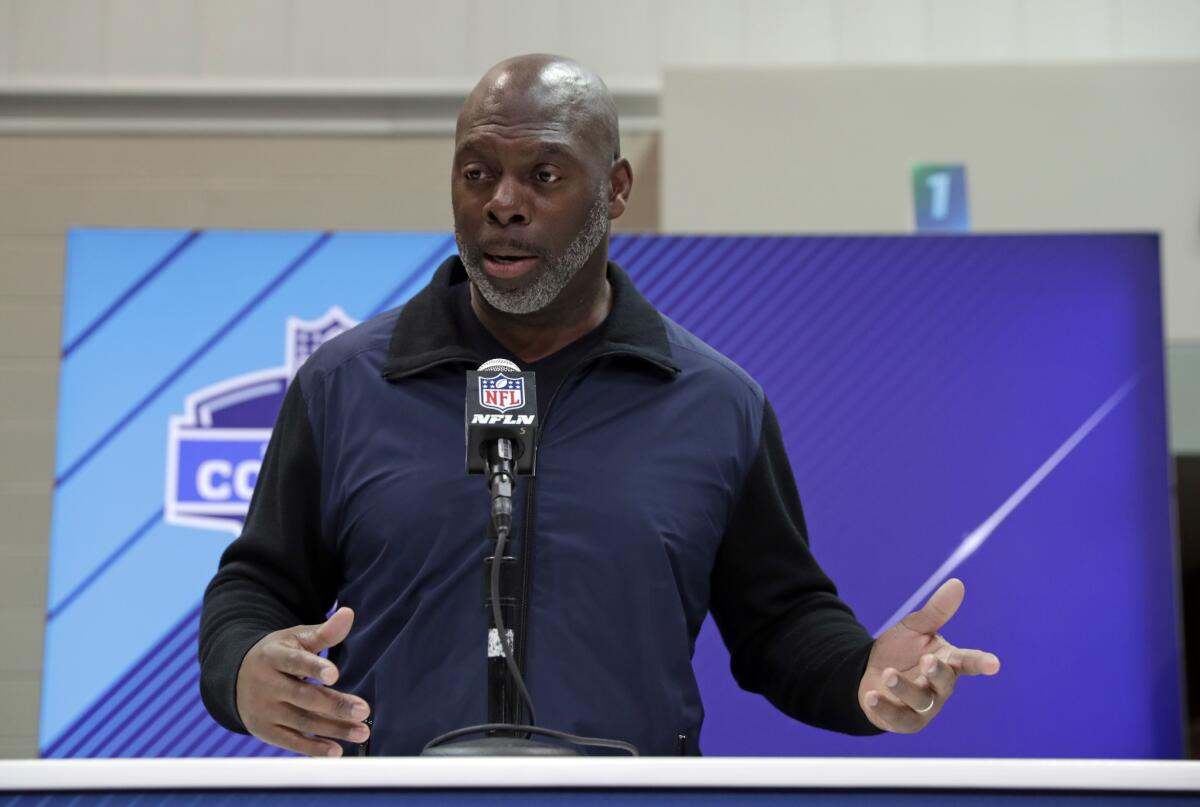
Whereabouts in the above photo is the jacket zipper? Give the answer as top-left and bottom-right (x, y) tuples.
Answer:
(513, 372), (568, 722)
(513, 349), (676, 723)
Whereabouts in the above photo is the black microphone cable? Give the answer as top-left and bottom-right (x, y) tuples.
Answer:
(421, 518), (638, 755)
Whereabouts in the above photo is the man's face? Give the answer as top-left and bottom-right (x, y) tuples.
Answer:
(452, 112), (610, 315)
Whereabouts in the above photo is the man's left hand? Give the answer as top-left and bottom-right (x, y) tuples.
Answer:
(859, 578), (1000, 733)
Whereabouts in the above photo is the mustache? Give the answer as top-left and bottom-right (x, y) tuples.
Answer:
(477, 239), (545, 258)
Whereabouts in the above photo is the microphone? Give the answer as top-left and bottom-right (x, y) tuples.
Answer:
(465, 359), (538, 537)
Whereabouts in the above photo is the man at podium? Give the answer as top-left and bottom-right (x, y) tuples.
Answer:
(199, 54), (1000, 757)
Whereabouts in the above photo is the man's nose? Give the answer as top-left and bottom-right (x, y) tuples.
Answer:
(484, 177), (529, 227)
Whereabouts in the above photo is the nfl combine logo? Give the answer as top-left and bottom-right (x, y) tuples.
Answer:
(165, 306), (358, 535)
(479, 374), (525, 413)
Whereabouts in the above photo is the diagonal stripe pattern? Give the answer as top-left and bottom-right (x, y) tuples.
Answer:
(42, 604), (290, 759)
(55, 232), (334, 488)
(62, 231), (203, 358)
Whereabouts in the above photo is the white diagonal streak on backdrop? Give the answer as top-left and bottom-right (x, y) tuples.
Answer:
(873, 376), (1140, 637)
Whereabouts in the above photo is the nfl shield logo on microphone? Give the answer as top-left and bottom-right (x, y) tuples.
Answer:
(479, 373), (526, 413)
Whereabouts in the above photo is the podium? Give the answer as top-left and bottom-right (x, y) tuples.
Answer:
(2, 758), (1197, 805)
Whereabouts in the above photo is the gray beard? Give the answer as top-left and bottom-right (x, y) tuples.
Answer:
(457, 187), (610, 315)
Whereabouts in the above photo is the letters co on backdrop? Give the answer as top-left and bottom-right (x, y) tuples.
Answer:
(42, 230), (1180, 759)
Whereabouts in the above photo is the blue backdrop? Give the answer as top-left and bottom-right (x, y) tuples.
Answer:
(41, 231), (1181, 758)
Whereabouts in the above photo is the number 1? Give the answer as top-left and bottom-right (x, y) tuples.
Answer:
(926, 172), (951, 221)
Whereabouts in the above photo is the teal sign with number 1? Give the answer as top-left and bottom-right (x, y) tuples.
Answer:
(912, 163), (970, 232)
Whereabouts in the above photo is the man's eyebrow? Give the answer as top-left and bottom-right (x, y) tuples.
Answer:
(453, 137), (581, 161)
(455, 138), (486, 158)
(534, 142), (577, 159)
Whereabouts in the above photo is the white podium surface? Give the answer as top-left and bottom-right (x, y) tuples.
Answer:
(1, 757), (1198, 792)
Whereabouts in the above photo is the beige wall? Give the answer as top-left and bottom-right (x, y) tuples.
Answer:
(3, 0), (1199, 87)
(0, 131), (658, 758)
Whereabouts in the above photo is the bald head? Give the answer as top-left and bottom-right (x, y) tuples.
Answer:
(457, 54), (620, 168)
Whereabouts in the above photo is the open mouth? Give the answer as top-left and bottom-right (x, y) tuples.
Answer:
(485, 253), (536, 264)
(482, 252), (539, 278)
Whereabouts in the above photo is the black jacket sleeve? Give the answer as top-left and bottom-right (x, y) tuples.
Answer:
(709, 397), (882, 735)
(198, 377), (339, 733)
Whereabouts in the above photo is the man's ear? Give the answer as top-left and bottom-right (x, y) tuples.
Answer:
(607, 157), (633, 220)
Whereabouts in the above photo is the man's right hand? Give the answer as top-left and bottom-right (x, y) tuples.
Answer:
(235, 606), (371, 757)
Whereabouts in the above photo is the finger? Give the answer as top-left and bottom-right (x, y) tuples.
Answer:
(863, 690), (923, 733)
(296, 607), (356, 654)
(269, 725), (345, 757)
(267, 642), (339, 685)
(920, 654), (956, 698)
(882, 667), (938, 713)
(284, 677), (371, 722)
(278, 703), (370, 745)
(946, 647), (1001, 676)
(900, 578), (965, 636)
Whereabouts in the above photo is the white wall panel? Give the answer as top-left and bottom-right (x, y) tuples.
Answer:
(4, 0), (1199, 86)
(1024, 0), (1117, 61)
(107, 0), (201, 77)
(971, 0), (1028, 61)
(1116, 0), (1200, 59)
(924, 0), (1026, 63)
(377, 0), (662, 88)
(831, 0), (928, 63)
(10, 0), (106, 77)
(0, 1), (15, 76)
(199, 0), (291, 77)
(289, 0), (389, 78)
(469, 0), (565, 77)
(741, 0), (836, 64)
(380, 0), (472, 81)
(555, 0), (660, 86)
(658, 0), (745, 65)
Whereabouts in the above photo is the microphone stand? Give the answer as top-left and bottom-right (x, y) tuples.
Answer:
(480, 437), (533, 736)
(424, 362), (633, 756)
(421, 437), (578, 756)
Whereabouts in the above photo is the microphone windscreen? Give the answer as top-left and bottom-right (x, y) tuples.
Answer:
(478, 358), (521, 373)
(466, 359), (537, 475)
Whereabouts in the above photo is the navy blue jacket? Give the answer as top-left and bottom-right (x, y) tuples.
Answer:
(199, 257), (879, 755)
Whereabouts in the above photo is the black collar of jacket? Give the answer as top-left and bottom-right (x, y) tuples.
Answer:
(381, 255), (681, 381)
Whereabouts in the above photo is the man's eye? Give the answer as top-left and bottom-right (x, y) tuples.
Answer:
(537, 170), (561, 183)
(464, 168), (487, 181)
